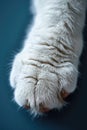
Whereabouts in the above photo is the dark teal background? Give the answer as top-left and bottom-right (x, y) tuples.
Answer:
(0, 0), (87, 130)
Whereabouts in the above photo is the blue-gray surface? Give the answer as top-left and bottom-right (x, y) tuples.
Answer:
(0, 0), (87, 130)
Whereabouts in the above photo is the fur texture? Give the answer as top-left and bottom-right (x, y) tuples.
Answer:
(10, 0), (86, 116)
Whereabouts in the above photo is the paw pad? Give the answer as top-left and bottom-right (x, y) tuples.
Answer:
(39, 103), (50, 113)
(23, 100), (30, 109)
(60, 89), (70, 99)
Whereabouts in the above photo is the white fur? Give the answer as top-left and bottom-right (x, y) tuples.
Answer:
(10, 0), (86, 116)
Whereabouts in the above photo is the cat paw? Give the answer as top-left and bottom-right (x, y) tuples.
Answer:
(10, 46), (78, 115)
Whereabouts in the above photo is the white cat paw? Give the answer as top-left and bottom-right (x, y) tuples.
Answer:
(10, 46), (78, 115)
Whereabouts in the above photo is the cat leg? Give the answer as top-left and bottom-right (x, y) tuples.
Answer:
(10, 0), (86, 115)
